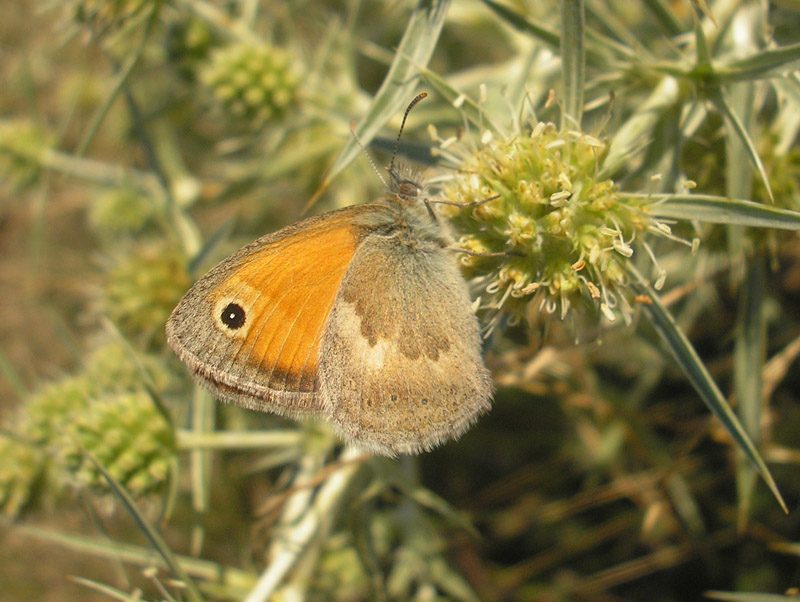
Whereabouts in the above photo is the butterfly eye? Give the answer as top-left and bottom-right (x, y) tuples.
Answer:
(221, 302), (246, 330)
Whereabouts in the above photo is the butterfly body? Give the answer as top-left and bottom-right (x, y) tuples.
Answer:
(167, 185), (492, 455)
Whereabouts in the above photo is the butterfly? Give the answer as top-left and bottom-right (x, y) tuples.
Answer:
(166, 94), (492, 455)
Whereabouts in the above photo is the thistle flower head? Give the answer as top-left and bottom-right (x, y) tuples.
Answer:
(100, 242), (190, 346)
(0, 340), (176, 515)
(59, 391), (174, 496)
(0, 437), (46, 518)
(0, 377), (93, 516)
(439, 122), (669, 328)
(83, 340), (173, 394)
(88, 187), (157, 239)
(200, 42), (299, 129)
(19, 377), (94, 446)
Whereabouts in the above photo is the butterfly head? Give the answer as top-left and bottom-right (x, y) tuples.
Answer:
(387, 160), (425, 202)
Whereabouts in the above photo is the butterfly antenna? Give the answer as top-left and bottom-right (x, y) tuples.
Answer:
(350, 120), (387, 188)
(388, 91), (428, 178)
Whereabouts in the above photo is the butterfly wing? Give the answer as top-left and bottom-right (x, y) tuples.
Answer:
(166, 204), (393, 416)
(318, 231), (493, 455)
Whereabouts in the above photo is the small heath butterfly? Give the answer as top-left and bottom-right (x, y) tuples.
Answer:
(166, 94), (492, 455)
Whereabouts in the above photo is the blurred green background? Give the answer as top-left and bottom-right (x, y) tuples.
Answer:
(3, 1), (800, 600)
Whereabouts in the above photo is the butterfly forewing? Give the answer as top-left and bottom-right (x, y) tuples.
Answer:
(167, 206), (381, 415)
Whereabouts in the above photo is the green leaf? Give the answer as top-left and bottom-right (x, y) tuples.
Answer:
(734, 258), (766, 528)
(642, 194), (800, 229)
(68, 577), (138, 602)
(692, 5), (713, 66)
(176, 429), (304, 450)
(718, 42), (800, 82)
(631, 269), (787, 513)
(708, 88), (775, 203)
(189, 385), (215, 556)
(481, 0), (626, 66)
(16, 525), (256, 595)
(481, 0), (560, 49)
(311, 0), (450, 205)
(641, 0), (684, 36)
(560, 0), (586, 128)
(91, 457), (205, 602)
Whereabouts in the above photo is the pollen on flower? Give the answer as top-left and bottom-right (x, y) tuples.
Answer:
(456, 236), (490, 267)
(440, 120), (677, 327)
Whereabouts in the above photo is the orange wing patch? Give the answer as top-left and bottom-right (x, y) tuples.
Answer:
(213, 219), (359, 392)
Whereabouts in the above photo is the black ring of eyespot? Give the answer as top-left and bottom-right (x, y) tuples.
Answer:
(221, 302), (246, 330)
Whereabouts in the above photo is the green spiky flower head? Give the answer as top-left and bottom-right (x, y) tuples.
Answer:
(88, 187), (157, 239)
(100, 242), (190, 345)
(0, 437), (46, 518)
(60, 391), (174, 497)
(201, 41), (299, 128)
(440, 122), (669, 327)
(0, 376), (93, 517)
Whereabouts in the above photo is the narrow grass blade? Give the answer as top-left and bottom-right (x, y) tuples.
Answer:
(724, 22), (760, 527)
(560, 0), (586, 129)
(310, 0), (450, 207)
(91, 457), (204, 601)
(709, 89), (774, 203)
(642, 194), (800, 229)
(719, 42), (800, 82)
(17, 525), (256, 594)
(631, 269), (787, 513)
(481, 0), (560, 49)
(176, 429), (303, 450)
(68, 577), (137, 602)
(481, 0), (629, 66)
(641, 0), (683, 35)
(190, 385), (214, 556)
(734, 258), (766, 528)
(692, 6), (713, 66)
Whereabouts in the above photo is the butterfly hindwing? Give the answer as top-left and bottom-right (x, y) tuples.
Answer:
(318, 232), (493, 454)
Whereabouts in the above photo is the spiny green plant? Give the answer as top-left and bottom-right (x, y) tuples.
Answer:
(3, 1), (800, 601)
